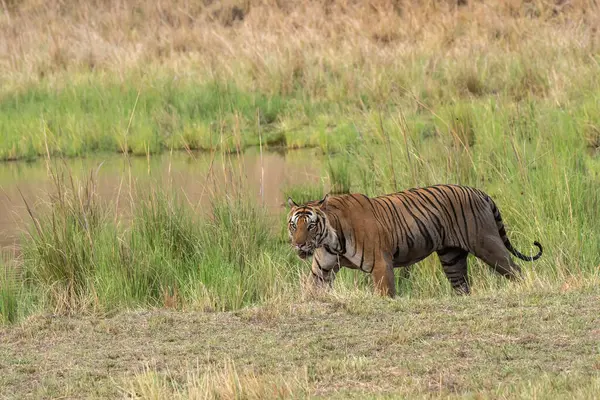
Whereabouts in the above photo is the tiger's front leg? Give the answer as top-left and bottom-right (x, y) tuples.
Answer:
(372, 258), (396, 297)
(310, 248), (340, 288)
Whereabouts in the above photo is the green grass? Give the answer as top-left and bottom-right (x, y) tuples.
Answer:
(0, 266), (18, 324)
(6, 117), (600, 318)
(283, 184), (326, 206)
(0, 77), (294, 160)
(2, 55), (599, 162)
(15, 163), (304, 315)
(0, 72), (395, 160)
(6, 89), (600, 310)
(2, 88), (599, 321)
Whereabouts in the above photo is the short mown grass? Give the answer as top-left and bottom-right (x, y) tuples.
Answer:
(1, 289), (599, 398)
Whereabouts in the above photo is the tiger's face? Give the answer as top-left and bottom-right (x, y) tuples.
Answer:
(287, 196), (328, 259)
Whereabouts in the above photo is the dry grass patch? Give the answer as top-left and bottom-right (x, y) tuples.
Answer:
(1, 288), (599, 398)
(1, 0), (599, 103)
(125, 361), (309, 400)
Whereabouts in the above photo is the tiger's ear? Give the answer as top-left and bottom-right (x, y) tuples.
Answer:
(287, 197), (298, 208)
(317, 194), (329, 209)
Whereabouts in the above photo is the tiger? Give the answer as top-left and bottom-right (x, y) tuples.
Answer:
(287, 184), (542, 296)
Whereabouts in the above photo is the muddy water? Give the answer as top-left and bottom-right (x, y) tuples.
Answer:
(0, 149), (324, 249)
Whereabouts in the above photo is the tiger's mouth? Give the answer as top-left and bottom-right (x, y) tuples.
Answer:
(295, 246), (314, 259)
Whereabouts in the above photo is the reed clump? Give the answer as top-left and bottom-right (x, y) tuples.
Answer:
(18, 162), (303, 315)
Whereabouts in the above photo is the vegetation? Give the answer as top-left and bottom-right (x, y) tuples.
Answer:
(1, 0), (600, 160)
(11, 164), (304, 314)
(2, 0), (600, 398)
(1, 290), (599, 398)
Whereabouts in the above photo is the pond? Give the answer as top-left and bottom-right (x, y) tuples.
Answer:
(0, 148), (325, 250)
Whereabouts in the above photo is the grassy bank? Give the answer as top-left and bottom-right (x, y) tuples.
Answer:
(7, 164), (307, 316)
(0, 0), (598, 325)
(1, 141), (599, 322)
(1, 289), (599, 398)
(1, 1), (600, 160)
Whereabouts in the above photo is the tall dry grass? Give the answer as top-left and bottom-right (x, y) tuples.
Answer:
(1, 0), (599, 102)
(2, 0), (600, 160)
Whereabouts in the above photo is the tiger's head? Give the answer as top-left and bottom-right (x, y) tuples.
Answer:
(286, 195), (329, 259)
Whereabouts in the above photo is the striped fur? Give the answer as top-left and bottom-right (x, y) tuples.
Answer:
(287, 184), (542, 296)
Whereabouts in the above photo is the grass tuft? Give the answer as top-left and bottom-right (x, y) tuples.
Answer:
(0, 267), (18, 324)
(125, 360), (309, 400)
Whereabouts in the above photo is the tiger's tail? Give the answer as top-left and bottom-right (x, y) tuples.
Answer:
(488, 196), (543, 261)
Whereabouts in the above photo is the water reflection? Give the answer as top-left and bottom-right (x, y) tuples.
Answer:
(0, 149), (325, 248)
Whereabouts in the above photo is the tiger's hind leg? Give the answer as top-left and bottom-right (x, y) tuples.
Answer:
(437, 247), (470, 295)
(472, 236), (522, 280)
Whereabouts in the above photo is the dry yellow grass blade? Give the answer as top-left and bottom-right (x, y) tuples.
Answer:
(1, 0), (598, 100)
